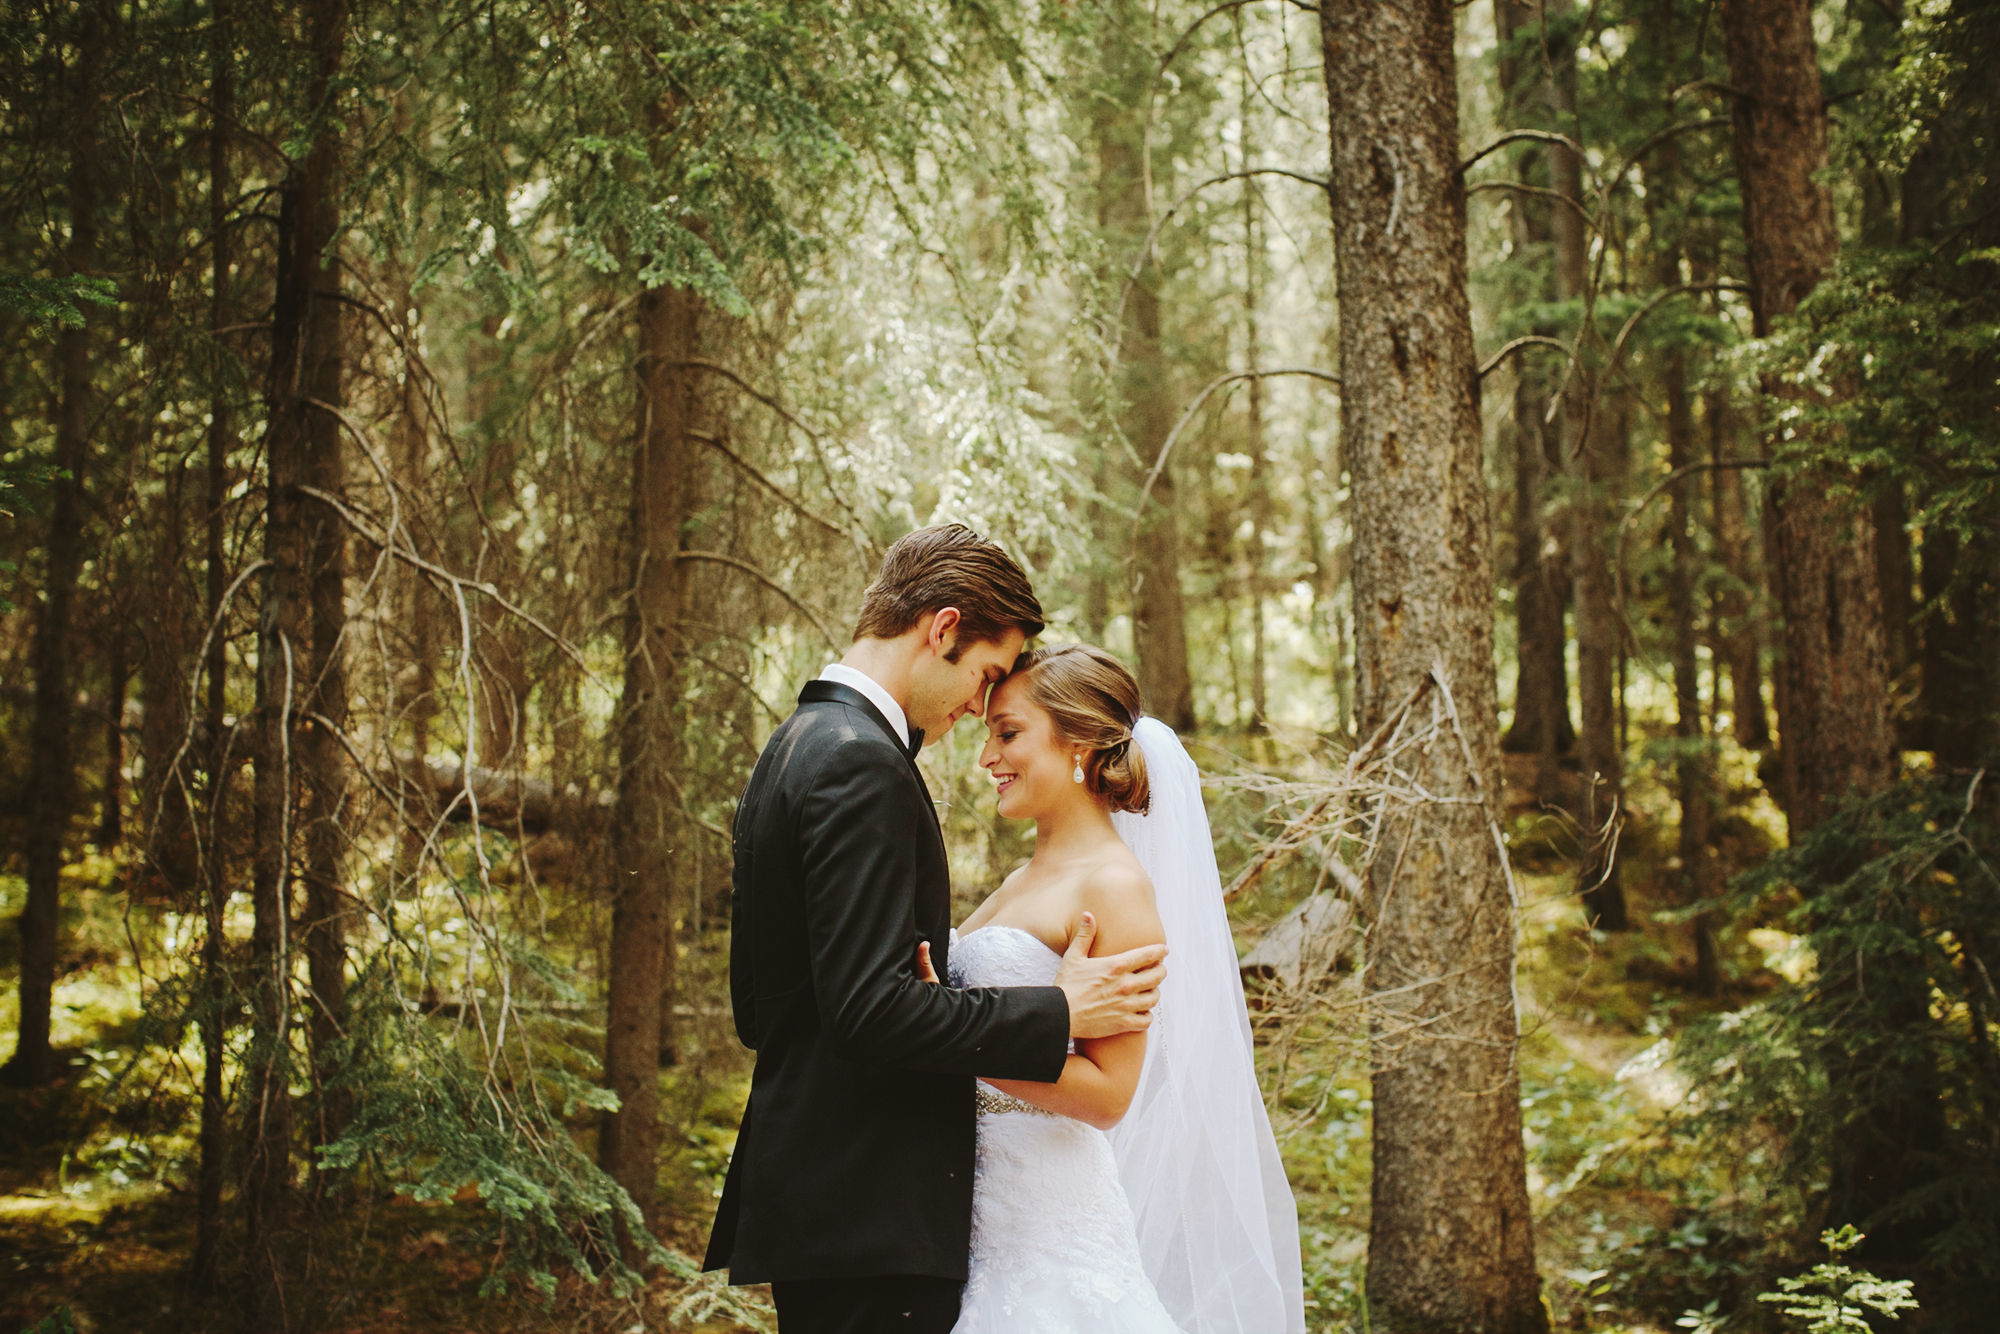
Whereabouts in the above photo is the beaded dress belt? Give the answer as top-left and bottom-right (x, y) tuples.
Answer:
(975, 1085), (1052, 1117)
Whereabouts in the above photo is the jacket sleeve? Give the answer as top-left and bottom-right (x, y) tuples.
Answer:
(728, 781), (761, 1050)
(797, 738), (1070, 1081)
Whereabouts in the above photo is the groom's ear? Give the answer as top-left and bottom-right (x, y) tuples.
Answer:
(927, 607), (963, 658)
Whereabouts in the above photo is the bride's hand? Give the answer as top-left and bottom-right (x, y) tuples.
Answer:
(915, 939), (940, 985)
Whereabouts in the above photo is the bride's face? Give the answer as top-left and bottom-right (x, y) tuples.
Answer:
(979, 675), (1079, 821)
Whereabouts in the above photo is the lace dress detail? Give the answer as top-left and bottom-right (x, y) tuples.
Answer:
(948, 926), (1186, 1334)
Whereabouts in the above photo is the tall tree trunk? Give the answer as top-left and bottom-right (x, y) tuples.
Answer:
(1243, 227), (1269, 727)
(1921, 527), (1984, 770)
(1706, 391), (1770, 749)
(599, 281), (698, 1227)
(1720, 0), (1919, 1273)
(139, 466), (198, 898)
(299, 56), (352, 1189)
(5, 15), (102, 1089)
(1300, 443), (1351, 734)
(464, 304), (532, 767)
(1098, 15), (1195, 730)
(1571, 403), (1630, 929)
(99, 623), (131, 849)
(248, 178), (304, 1334)
(1874, 483), (1914, 688)
(1241, 54), (1272, 731)
(245, 1), (348, 1319)
(1660, 270), (1721, 995)
(1718, 0), (1897, 835)
(193, 1), (236, 1289)
(1319, 3), (1547, 1328)
(1539, 0), (1630, 931)
(1495, 0), (1576, 802)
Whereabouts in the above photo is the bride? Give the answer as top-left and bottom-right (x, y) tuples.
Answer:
(921, 644), (1306, 1334)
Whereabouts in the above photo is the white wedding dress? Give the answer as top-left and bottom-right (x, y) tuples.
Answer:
(948, 718), (1306, 1334)
(948, 923), (1186, 1334)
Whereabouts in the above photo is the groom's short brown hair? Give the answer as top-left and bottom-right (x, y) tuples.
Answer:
(853, 524), (1045, 655)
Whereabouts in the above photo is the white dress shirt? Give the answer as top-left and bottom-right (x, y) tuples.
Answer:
(817, 662), (910, 749)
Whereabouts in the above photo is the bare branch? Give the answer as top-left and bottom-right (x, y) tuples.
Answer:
(679, 550), (842, 652)
(1603, 118), (1732, 197)
(688, 429), (850, 543)
(1477, 335), (1574, 379)
(1131, 368), (1340, 539)
(294, 483), (598, 683)
(1603, 282), (1750, 388)
(1465, 179), (1596, 230)
(1114, 170), (1332, 361)
(1158, 0), (1320, 76)
(669, 360), (880, 559)
(1460, 128), (1586, 174)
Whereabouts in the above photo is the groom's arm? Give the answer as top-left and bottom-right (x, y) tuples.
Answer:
(797, 740), (1070, 1081)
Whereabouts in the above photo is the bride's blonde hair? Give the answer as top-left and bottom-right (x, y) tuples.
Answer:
(1008, 644), (1150, 815)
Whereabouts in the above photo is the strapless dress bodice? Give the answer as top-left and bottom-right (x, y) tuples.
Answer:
(949, 923), (1063, 989)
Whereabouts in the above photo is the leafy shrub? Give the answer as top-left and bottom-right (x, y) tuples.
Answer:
(1673, 774), (2000, 1329)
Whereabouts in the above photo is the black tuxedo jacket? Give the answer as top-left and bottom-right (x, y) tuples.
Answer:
(701, 680), (1070, 1284)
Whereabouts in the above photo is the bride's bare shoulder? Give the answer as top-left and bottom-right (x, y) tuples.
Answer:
(1076, 851), (1162, 948)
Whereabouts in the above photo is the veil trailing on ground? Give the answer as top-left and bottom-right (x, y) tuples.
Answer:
(1108, 717), (1306, 1334)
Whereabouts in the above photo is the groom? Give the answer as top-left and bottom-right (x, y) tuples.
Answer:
(703, 524), (1168, 1334)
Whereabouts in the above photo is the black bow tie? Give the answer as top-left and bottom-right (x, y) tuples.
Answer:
(905, 728), (925, 760)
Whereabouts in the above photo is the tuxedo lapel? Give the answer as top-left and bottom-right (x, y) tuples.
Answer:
(797, 680), (915, 761)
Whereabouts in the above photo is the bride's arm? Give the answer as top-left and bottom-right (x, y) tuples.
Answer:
(981, 863), (1164, 1130)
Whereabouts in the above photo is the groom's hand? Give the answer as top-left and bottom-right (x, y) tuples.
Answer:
(1055, 912), (1167, 1040)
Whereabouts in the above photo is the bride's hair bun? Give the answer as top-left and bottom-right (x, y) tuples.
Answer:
(1009, 644), (1150, 815)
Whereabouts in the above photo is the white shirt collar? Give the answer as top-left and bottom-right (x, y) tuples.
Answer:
(817, 663), (910, 748)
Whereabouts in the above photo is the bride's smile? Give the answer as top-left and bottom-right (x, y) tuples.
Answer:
(978, 678), (1077, 819)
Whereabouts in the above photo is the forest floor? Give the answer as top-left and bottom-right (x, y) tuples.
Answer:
(0, 743), (1797, 1334)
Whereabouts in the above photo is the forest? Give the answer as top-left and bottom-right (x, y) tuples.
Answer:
(1, 0), (1995, 1330)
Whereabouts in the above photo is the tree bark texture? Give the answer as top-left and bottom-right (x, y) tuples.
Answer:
(1318, 4), (1547, 1328)
(1719, 0), (1897, 837)
(5, 19), (101, 1088)
(1099, 14), (1195, 730)
(246, 0), (349, 1319)
(599, 281), (699, 1225)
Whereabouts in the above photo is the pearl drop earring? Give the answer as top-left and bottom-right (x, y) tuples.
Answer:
(1072, 755), (1086, 784)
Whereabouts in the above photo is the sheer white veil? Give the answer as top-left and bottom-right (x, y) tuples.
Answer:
(1109, 717), (1306, 1334)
